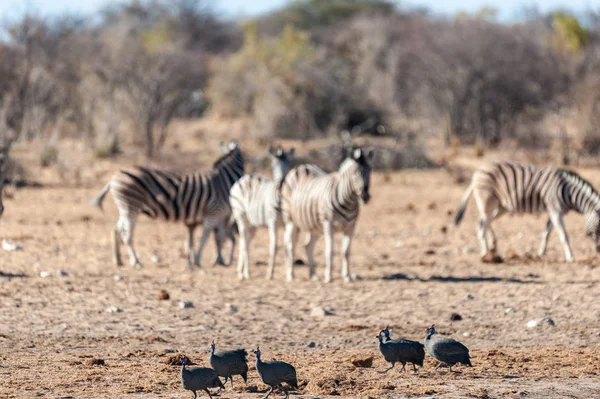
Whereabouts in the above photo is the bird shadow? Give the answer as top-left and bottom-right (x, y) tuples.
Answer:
(0, 271), (28, 278)
(381, 273), (541, 284)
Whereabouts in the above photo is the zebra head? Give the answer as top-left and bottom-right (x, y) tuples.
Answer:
(340, 146), (374, 204)
(584, 210), (600, 252)
(268, 145), (295, 181)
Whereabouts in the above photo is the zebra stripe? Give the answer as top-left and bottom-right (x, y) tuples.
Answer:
(455, 160), (600, 262)
(279, 147), (373, 282)
(92, 142), (244, 268)
(229, 146), (294, 280)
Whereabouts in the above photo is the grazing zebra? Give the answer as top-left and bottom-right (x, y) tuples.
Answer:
(91, 141), (244, 269)
(229, 146), (295, 280)
(455, 160), (600, 262)
(278, 146), (373, 282)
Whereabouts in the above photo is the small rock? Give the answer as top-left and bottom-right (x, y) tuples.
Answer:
(462, 332), (471, 337)
(351, 356), (373, 368)
(310, 306), (333, 317)
(462, 247), (475, 254)
(526, 320), (538, 328)
(441, 249), (451, 256)
(106, 306), (122, 313)
(541, 317), (555, 327)
(425, 249), (436, 255)
(450, 313), (463, 321)
(179, 301), (194, 309)
(367, 230), (378, 238)
(294, 259), (305, 266)
(394, 241), (403, 248)
(380, 253), (389, 260)
(225, 303), (238, 313)
(86, 358), (106, 366)
(417, 291), (429, 297)
(306, 341), (316, 348)
(482, 252), (504, 263)
(2, 240), (23, 251)
(56, 270), (68, 277)
(40, 271), (52, 278)
(466, 294), (475, 300)
(157, 290), (170, 300)
(423, 227), (431, 236)
(113, 275), (124, 281)
(517, 232), (525, 240)
(440, 225), (448, 234)
(428, 202), (437, 210)
(151, 255), (161, 263)
(596, 331), (600, 336)
(505, 307), (515, 313)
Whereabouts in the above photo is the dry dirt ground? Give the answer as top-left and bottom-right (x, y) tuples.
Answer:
(0, 167), (599, 398)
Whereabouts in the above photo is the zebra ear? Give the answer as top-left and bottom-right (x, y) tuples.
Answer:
(219, 142), (228, 154)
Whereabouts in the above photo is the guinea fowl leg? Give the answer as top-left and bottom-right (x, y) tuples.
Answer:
(192, 390), (197, 399)
(263, 386), (274, 399)
(400, 363), (406, 373)
(379, 362), (395, 374)
(230, 376), (234, 388)
(204, 388), (213, 399)
(434, 362), (442, 370)
(280, 384), (289, 399)
(412, 363), (418, 373)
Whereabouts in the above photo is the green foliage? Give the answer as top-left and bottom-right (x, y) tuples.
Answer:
(272, 0), (395, 30)
(139, 21), (172, 53)
(455, 6), (498, 21)
(552, 12), (589, 53)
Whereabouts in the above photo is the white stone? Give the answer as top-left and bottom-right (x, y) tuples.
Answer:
(527, 320), (538, 328)
(113, 275), (124, 281)
(40, 271), (52, 278)
(179, 301), (194, 309)
(151, 255), (161, 263)
(2, 240), (23, 251)
(106, 306), (122, 313)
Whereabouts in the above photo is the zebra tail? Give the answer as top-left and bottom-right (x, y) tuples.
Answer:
(90, 182), (111, 212)
(454, 183), (474, 226)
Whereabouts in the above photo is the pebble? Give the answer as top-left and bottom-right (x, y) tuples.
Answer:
(505, 307), (515, 313)
(450, 313), (463, 321)
(157, 290), (170, 300)
(2, 240), (23, 251)
(106, 306), (122, 313)
(462, 332), (471, 337)
(526, 320), (538, 328)
(417, 291), (429, 297)
(310, 306), (333, 317)
(56, 270), (68, 277)
(179, 301), (194, 309)
(113, 275), (124, 281)
(517, 232), (525, 240)
(462, 247), (475, 254)
(151, 255), (161, 263)
(306, 341), (316, 348)
(225, 303), (238, 313)
(466, 294), (475, 300)
(40, 271), (52, 278)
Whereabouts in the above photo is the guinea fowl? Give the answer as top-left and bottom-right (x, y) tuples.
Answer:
(180, 355), (224, 399)
(423, 325), (472, 371)
(209, 341), (249, 387)
(376, 328), (425, 373)
(253, 346), (298, 399)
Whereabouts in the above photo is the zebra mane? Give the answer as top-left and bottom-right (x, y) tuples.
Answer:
(560, 169), (600, 211)
(212, 147), (241, 169)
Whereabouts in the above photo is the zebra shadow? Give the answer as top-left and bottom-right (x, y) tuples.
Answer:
(0, 271), (28, 278)
(382, 273), (542, 284)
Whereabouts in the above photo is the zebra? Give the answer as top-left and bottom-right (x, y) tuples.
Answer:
(278, 146), (373, 283)
(229, 146), (295, 280)
(455, 160), (600, 262)
(91, 141), (244, 269)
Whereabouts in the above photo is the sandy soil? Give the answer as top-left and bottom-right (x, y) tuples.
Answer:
(0, 166), (599, 398)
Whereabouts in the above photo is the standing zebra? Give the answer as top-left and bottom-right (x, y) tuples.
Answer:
(91, 141), (244, 269)
(229, 146), (295, 280)
(279, 146), (373, 282)
(455, 160), (600, 262)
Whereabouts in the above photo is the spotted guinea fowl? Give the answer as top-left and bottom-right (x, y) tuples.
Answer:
(424, 325), (472, 371)
(376, 328), (425, 373)
(254, 346), (298, 399)
(209, 341), (249, 387)
(181, 356), (224, 399)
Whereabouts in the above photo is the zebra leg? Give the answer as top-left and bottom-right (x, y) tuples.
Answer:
(341, 223), (356, 282)
(549, 211), (574, 262)
(538, 218), (553, 257)
(112, 220), (123, 266)
(236, 219), (249, 280)
(323, 221), (334, 284)
(243, 227), (256, 279)
(193, 224), (214, 268)
(284, 223), (298, 282)
(305, 232), (319, 281)
(226, 221), (237, 267)
(185, 224), (196, 268)
(119, 213), (143, 269)
(477, 216), (490, 256)
(266, 220), (277, 280)
(211, 223), (227, 266)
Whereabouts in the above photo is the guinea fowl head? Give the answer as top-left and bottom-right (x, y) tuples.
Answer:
(426, 325), (436, 338)
(181, 355), (189, 368)
(252, 346), (261, 359)
(382, 326), (391, 341)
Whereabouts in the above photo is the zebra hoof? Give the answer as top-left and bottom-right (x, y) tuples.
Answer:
(310, 274), (320, 282)
(343, 276), (353, 283)
(323, 277), (332, 284)
(134, 263), (144, 269)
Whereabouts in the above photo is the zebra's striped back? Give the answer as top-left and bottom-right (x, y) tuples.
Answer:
(109, 144), (244, 224)
(229, 146), (295, 228)
(279, 147), (373, 231)
(471, 161), (600, 216)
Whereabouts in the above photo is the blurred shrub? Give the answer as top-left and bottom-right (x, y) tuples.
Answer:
(208, 22), (383, 139)
(552, 12), (589, 54)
